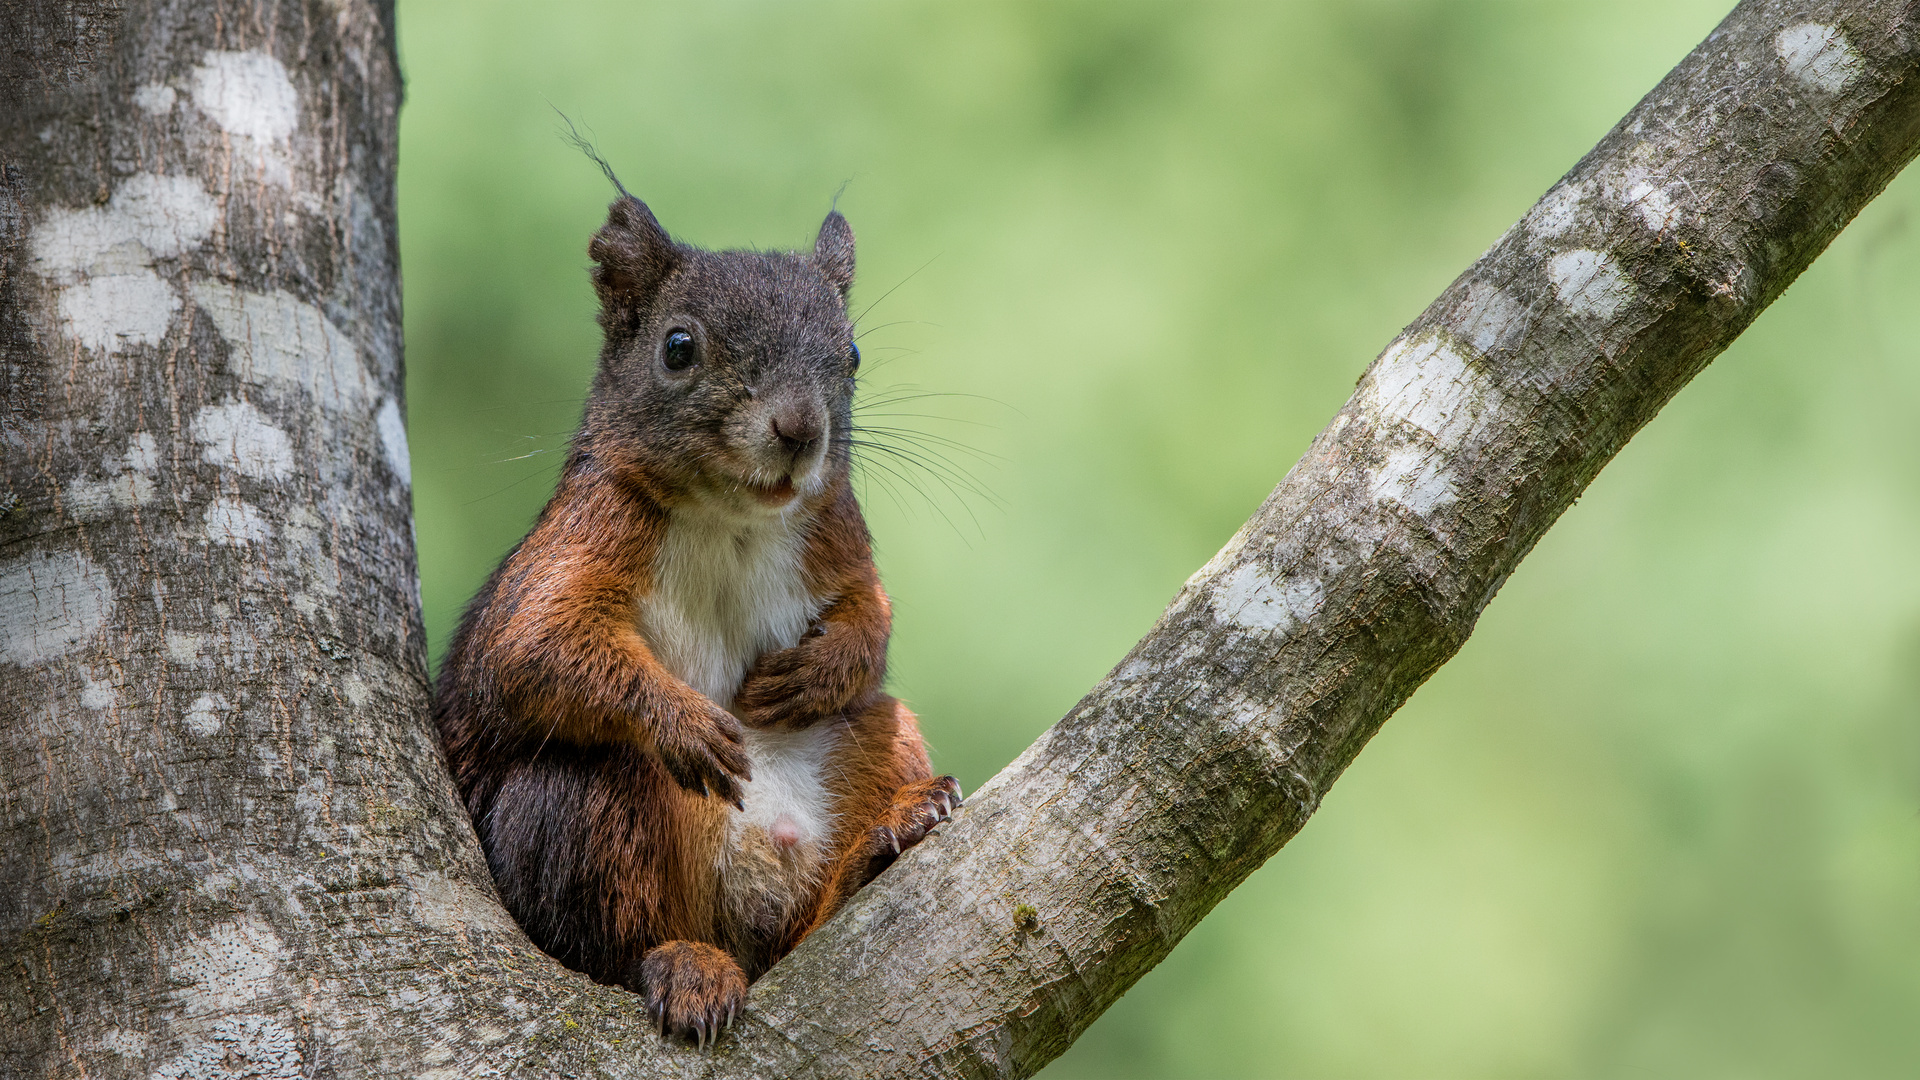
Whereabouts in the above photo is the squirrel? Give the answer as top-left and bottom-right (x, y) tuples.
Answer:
(431, 186), (962, 1047)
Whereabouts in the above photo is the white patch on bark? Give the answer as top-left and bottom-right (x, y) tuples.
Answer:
(153, 1015), (301, 1080)
(1362, 332), (1501, 448)
(81, 674), (117, 709)
(1531, 161), (1684, 244)
(190, 401), (294, 480)
(1775, 23), (1865, 94)
(92, 1027), (150, 1058)
(66, 471), (157, 521)
(190, 50), (299, 188)
(169, 917), (285, 1014)
(192, 282), (371, 411)
(376, 396), (411, 484)
(190, 50), (298, 141)
(1110, 653), (1153, 686)
(122, 432), (160, 472)
(56, 269), (180, 353)
(1452, 282), (1527, 356)
(1547, 247), (1635, 319)
(0, 551), (115, 666)
(32, 174), (220, 278)
(31, 174), (220, 353)
(1527, 180), (1587, 240)
(133, 83), (176, 115)
(1619, 168), (1678, 233)
(108, 173), (222, 254)
(203, 497), (271, 545)
(166, 631), (206, 665)
(1370, 444), (1458, 517)
(1210, 562), (1324, 634)
(183, 693), (229, 736)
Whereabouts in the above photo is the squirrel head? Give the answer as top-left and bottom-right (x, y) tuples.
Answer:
(581, 194), (859, 515)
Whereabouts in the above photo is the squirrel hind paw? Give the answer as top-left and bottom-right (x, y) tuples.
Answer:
(859, 775), (964, 883)
(641, 941), (748, 1049)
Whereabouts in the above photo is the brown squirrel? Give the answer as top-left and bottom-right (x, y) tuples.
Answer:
(431, 188), (961, 1047)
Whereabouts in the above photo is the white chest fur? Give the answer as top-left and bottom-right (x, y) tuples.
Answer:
(635, 506), (838, 885)
(637, 505), (818, 710)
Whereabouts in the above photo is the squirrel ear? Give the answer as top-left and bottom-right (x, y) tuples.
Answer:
(814, 211), (855, 300)
(590, 196), (676, 311)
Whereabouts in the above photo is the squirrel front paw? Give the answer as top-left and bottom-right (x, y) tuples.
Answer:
(734, 639), (838, 729)
(858, 776), (963, 885)
(640, 940), (747, 1050)
(652, 701), (751, 808)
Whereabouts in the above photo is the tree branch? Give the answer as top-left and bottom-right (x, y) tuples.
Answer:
(725, 1), (1920, 1075)
(2, 1), (1916, 1078)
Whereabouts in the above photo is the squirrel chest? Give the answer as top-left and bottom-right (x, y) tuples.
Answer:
(635, 505), (839, 910)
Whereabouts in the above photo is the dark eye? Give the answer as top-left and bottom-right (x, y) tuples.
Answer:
(662, 329), (697, 372)
(849, 343), (861, 372)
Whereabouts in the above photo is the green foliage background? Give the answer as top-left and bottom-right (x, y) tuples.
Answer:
(396, 2), (1920, 1076)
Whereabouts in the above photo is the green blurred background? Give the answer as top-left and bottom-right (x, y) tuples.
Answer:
(395, 2), (1920, 1076)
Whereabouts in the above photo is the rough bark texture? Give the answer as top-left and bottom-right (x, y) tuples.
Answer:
(2, 0), (1916, 1078)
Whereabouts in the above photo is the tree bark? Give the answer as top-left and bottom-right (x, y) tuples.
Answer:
(3, 1), (1917, 1078)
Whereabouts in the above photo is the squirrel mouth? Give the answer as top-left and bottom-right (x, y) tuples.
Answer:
(743, 476), (796, 506)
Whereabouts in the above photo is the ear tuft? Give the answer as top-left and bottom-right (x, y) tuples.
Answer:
(814, 211), (856, 300)
(589, 196), (676, 312)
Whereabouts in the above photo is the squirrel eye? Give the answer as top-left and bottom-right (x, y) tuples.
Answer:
(662, 329), (697, 372)
(849, 342), (861, 372)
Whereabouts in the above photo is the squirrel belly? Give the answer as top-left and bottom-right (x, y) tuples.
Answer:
(636, 499), (839, 943)
(717, 725), (843, 950)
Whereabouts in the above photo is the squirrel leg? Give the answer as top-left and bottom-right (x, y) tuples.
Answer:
(800, 775), (963, 943)
(785, 695), (960, 946)
(637, 940), (748, 1049)
(853, 775), (964, 885)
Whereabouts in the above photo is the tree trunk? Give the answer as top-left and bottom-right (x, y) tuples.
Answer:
(3, 0), (1917, 1078)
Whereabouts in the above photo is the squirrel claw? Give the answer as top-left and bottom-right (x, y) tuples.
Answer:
(932, 789), (959, 819)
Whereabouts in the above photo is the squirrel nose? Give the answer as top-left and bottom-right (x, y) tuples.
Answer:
(770, 406), (824, 460)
